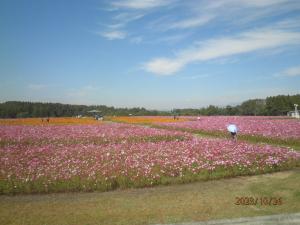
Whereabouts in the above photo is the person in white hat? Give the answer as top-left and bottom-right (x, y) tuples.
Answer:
(227, 124), (238, 142)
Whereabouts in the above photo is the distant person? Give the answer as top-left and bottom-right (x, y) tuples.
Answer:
(227, 124), (238, 142)
(46, 117), (50, 123)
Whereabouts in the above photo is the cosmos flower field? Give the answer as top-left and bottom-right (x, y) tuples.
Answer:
(156, 116), (300, 139)
(0, 117), (299, 194)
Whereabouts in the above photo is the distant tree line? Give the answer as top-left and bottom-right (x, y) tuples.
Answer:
(0, 94), (299, 118)
(173, 94), (300, 116)
(0, 101), (168, 118)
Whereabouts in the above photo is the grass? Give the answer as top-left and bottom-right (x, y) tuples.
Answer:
(0, 168), (299, 225)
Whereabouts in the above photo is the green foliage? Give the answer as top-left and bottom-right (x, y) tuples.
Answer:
(266, 94), (300, 116)
(174, 94), (300, 116)
(239, 99), (266, 115)
(0, 94), (299, 118)
(0, 101), (168, 118)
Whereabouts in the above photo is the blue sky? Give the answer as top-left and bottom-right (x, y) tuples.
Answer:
(1, 0), (300, 110)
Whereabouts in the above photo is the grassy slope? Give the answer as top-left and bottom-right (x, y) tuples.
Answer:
(1, 168), (299, 225)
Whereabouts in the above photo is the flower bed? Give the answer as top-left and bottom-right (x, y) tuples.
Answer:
(1, 122), (299, 194)
(155, 116), (300, 139)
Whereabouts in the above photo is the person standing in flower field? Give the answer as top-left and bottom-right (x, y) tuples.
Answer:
(227, 124), (238, 142)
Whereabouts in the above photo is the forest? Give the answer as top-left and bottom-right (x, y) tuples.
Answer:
(0, 94), (299, 118)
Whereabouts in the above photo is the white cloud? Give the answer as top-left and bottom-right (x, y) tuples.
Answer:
(67, 85), (98, 98)
(143, 28), (300, 75)
(102, 0), (300, 45)
(113, 13), (144, 22)
(168, 15), (214, 29)
(100, 30), (126, 40)
(106, 23), (124, 29)
(192, 0), (299, 29)
(204, 0), (291, 9)
(148, 14), (214, 32)
(280, 66), (300, 77)
(28, 84), (47, 91)
(154, 33), (191, 44)
(108, 13), (145, 29)
(144, 58), (185, 75)
(179, 74), (210, 80)
(100, 13), (144, 41)
(276, 17), (300, 30)
(130, 36), (143, 44)
(111, 0), (174, 10)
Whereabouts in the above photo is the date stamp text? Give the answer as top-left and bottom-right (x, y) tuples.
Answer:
(235, 197), (282, 206)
